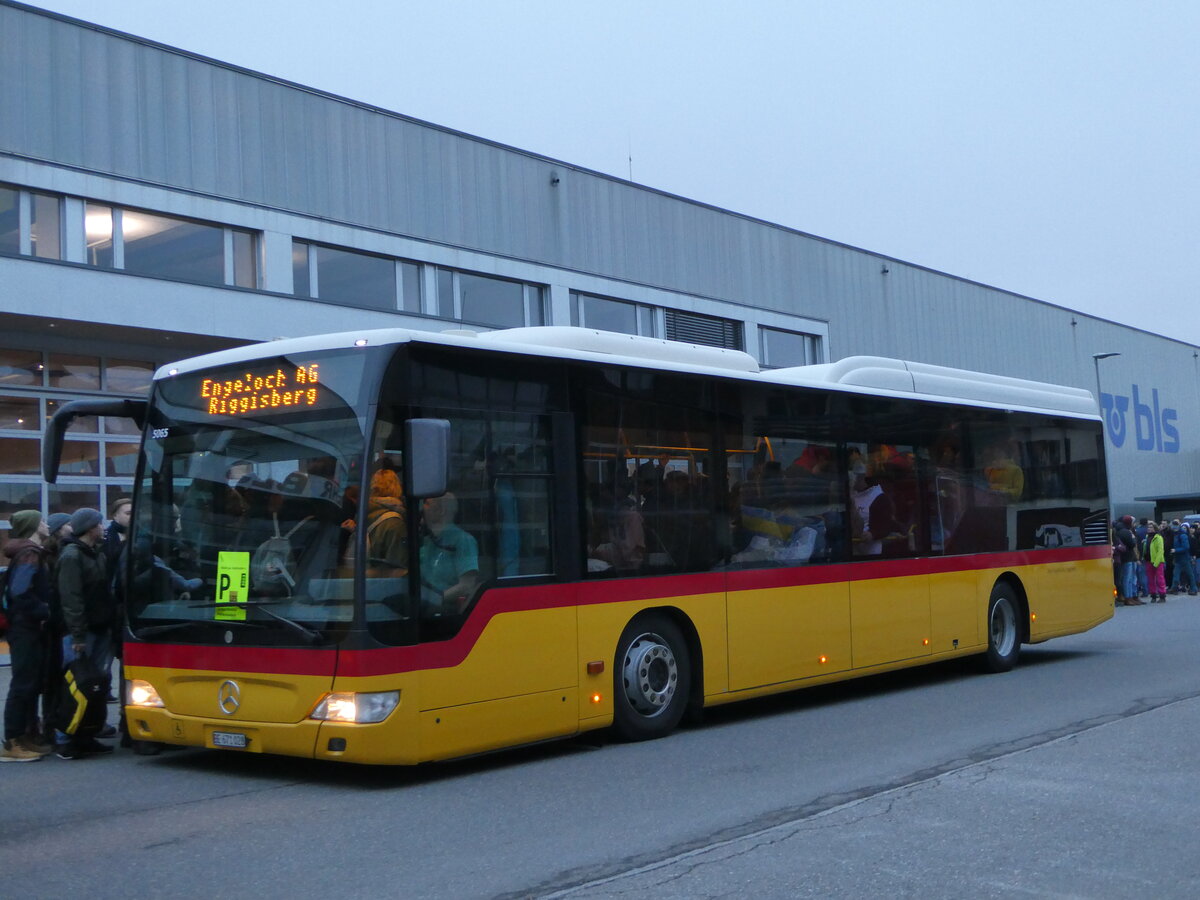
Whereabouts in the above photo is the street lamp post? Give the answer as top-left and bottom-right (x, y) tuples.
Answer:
(1092, 352), (1120, 524)
(1092, 352), (1120, 422)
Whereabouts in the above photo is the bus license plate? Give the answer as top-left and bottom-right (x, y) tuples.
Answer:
(212, 731), (248, 749)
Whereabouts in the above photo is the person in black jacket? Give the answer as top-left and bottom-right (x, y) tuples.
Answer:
(55, 507), (116, 758)
(1115, 516), (1142, 606)
(102, 497), (132, 703)
(2, 510), (52, 761)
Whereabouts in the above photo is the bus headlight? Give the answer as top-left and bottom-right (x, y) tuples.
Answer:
(310, 691), (400, 724)
(127, 679), (165, 708)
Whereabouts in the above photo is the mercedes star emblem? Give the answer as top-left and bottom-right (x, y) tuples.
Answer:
(218, 680), (241, 715)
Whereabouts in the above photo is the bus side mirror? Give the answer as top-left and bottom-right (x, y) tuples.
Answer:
(406, 418), (450, 499)
(43, 398), (148, 484)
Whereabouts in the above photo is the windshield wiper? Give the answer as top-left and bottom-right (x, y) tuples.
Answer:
(184, 600), (326, 645)
(132, 619), (264, 639)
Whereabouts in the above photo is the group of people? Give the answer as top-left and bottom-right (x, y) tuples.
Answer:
(2, 499), (130, 762)
(1112, 515), (1200, 606)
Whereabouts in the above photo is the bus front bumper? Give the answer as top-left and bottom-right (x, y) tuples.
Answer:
(125, 707), (421, 765)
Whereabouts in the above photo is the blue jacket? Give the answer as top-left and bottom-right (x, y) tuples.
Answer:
(1173, 528), (1191, 554)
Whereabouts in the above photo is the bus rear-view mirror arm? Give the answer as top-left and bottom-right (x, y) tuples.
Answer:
(406, 418), (450, 499)
(43, 398), (148, 484)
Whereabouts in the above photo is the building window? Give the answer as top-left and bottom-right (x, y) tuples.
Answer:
(85, 203), (115, 267)
(0, 350), (152, 531)
(0, 348), (44, 387)
(459, 272), (525, 328)
(0, 185), (18, 255)
(570, 292), (659, 337)
(314, 244), (395, 310)
(47, 353), (101, 391)
(400, 261), (422, 314)
(293, 240), (428, 313)
(292, 241), (311, 297)
(760, 326), (822, 368)
(437, 268), (454, 318)
(79, 203), (257, 288)
(105, 359), (155, 395)
(230, 229), (257, 288)
(122, 210), (226, 285)
(435, 268), (545, 329)
(0, 185), (62, 260)
(664, 309), (743, 350)
(30, 192), (62, 260)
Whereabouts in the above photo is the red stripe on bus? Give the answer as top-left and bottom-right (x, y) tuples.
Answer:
(127, 545), (1110, 678)
(123, 643), (337, 674)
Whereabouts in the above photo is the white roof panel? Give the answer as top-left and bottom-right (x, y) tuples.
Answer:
(155, 327), (1099, 420)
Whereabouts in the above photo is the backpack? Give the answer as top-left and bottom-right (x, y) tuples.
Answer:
(52, 656), (107, 739)
(250, 514), (313, 594)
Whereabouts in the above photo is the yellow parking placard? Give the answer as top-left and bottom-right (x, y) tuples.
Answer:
(215, 551), (250, 620)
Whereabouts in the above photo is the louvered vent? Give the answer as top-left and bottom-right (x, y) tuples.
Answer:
(664, 310), (744, 350)
(1081, 511), (1110, 545)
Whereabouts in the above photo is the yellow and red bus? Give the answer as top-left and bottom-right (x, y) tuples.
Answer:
(45, 326), (1114, 764)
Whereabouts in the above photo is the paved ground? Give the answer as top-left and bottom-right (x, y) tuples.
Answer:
(554, 693), (1200, 898)
(4, 599), (1199, 898)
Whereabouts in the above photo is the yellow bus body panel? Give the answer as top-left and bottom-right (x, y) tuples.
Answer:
(124, 553), (1113, 764)
(727, 581), (851, 689)
(1028, 554), (1115, 640)
(849, 575), (932, 668)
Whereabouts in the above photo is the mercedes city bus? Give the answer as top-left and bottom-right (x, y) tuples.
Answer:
(43, 326), (1114, 764)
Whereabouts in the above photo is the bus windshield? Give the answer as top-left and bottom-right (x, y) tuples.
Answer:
(128, 348), (371, 646)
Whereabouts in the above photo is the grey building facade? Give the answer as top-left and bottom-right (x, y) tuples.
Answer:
(0, 0), (1195, 523)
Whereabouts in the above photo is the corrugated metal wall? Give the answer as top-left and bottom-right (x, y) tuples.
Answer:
(1, 1), (1198, 510)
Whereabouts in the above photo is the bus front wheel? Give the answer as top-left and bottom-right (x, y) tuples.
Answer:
(613, 614), (691, 741)
(983, 582), (1021, 673)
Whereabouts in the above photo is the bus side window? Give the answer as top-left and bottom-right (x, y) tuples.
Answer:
(581, 378), (720, 578)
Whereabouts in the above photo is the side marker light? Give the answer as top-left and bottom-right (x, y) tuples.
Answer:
(586, 661), (605, 675)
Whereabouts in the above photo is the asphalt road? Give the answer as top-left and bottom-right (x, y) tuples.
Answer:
(2, 598), (1197, 898)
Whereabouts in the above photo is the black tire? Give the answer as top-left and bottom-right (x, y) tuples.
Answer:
(983, 581), (1021, 673)
(613, 614), (692, 741)
(131, 740), (163, 756)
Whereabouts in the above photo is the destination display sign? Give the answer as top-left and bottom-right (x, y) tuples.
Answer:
(199, 363), (322, 417)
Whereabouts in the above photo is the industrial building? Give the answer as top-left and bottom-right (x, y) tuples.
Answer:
(1, 0), (1196, 525)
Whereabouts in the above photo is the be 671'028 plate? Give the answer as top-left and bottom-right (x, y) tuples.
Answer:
(212, 731), (249, 749)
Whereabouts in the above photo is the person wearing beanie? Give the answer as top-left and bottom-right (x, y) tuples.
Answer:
(39, 511), (72, 749)
(46, 512), (72, 538)
(67, 507), (103, 537)
(9, 509), (42, 541)
(2, 510), (52, 761)
(1113, 516), (1141, 606)
(54, 507), (116, 758)
(1169, 519), (1199, 596)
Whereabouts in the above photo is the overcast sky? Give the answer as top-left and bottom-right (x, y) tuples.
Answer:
(28, 0), (1200, 344)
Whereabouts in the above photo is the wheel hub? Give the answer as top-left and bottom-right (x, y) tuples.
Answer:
(622, 632), (678, 717)
(991, 598), (1016, 656)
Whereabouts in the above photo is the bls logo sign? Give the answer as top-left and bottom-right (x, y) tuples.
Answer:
(1101, 385), (1180, 452)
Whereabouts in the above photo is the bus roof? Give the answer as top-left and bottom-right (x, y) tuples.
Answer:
(156, 325), (1099, 420)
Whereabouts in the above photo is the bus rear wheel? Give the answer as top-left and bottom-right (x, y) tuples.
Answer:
(613, 614), (691, 741)
(983, 581), (1021, 673)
